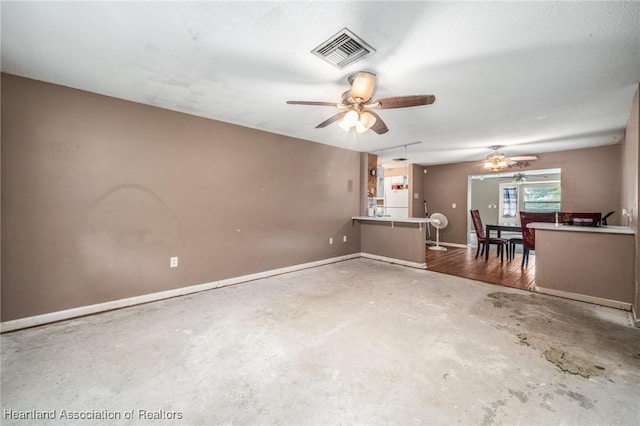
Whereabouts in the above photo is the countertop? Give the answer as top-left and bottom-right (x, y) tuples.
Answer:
(352, 216), (433, 224)
(527, 222), (635, 235)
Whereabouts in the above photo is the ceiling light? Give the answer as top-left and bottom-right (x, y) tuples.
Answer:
(349, 72), (376, 102)
(343, 110), (359, 127)
(484, 146), (509, 171)
(338, 119), (352, 132)
(484, 157), (508, 171)
(339, 110), (359, 132)
(340, 110), (377, 133)
(355, 112), (376, 133)
(338, 110), (358, 132)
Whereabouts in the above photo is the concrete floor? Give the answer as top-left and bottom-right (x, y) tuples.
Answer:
(2, 258), (639, 425)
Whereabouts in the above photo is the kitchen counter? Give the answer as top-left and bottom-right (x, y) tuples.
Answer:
(527, 222), (634, 234)
(528, 222), (635, 310)
(352, 216), (430, 269)
(352, 216), (433, 224)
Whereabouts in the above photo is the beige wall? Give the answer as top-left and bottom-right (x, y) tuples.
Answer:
(1, 74), (363, 321)
(409, 164), (426, 218)
(383, 166), (409, 178)
(621, 85), (639, 322)
(423, 144), (622, 246)
(470, 178), (500, 229)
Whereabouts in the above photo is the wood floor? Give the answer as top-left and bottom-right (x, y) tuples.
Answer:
(425, 245), (536, 291)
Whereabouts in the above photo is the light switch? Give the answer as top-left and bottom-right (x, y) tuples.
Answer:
(452, 203), (457, 208)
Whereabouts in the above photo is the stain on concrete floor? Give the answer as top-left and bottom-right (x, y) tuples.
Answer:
(483, 291), (640, 382)
(481, 399), (506, 426)
(542, 347), (600, 378)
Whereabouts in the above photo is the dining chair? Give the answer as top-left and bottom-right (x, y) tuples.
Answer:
(508, 236), (522, 261)
(470, 209), (507, 262)
(518, 211), (556, 267)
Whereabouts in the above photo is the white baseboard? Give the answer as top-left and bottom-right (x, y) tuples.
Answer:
(534, 286), (632, 311)
(426, 241), (468, 249)
(0, 253), (360, 333)
(360, 252), (426, 270)
(439, 242), (468, 248)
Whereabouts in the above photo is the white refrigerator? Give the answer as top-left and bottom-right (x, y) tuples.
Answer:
(384, 176), (409, 218)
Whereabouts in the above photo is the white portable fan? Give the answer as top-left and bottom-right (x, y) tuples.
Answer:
(428, 213), (448, 251)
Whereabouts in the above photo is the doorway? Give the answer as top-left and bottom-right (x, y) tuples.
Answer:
(466, 168), (561, 247)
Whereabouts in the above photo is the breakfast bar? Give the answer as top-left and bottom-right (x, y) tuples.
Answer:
(528, 222), (635, 310)
(352, 216), (432, 269)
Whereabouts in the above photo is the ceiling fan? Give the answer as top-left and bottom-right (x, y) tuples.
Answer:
(483, 146), (538, 171)
(286, 71), (435, 135)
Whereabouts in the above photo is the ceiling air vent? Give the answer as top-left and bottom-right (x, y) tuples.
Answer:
(311, 28), (375, 69)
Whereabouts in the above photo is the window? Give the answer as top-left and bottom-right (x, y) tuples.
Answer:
(522, 183), (561, 212)
(502, 187), (517, 217)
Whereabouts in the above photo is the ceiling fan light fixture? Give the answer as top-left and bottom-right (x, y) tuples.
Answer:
(338, 119), (353, 132)
(286, 72), (434, 135)
(356, 112), (376, 133)
(350, 72), (376, 102)
(343, 110), (359, 127)
(355, 121), (367, 133)
(484, 146), (510, 171)
(484, 158), (507, 171)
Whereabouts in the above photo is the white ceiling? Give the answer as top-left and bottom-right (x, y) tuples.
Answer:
(2, 1), (639, 166)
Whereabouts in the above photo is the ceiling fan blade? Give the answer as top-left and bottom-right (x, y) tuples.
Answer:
(365, 111), (389, 134)
(376, 95), (436, 109)
(286, 101), (339, 107)
(510, 155), (539, 161)
(315, 112), (347, 128)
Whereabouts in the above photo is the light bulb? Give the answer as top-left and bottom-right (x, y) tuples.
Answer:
(355, 112), (376, 133)
(338, 119), (352, 132)
(343, 110), (359, 127)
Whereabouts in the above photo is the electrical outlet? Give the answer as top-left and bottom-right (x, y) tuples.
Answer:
(452, 203), (457, 208)
(170, 257), (178, 268)
(343, 235), (347, 242)
(329, 238), (333, 245)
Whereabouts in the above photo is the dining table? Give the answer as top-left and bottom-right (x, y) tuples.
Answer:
(484, 223), (522, 261)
